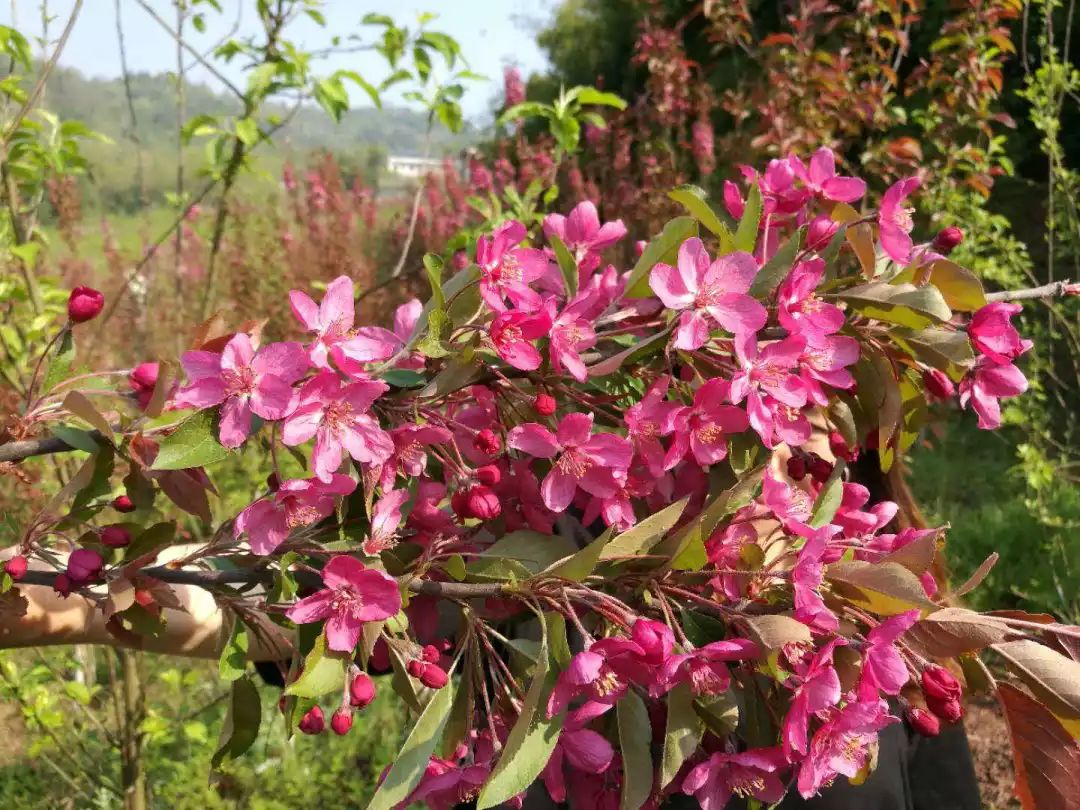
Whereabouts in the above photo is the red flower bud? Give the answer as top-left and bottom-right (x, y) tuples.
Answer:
(922, 368), (955, 401)
(100, 525), (132, 548)
(828, 431), (856, 463)
(451, 490), (472, 521)
(906, 706), (941, 737)
(533, 393), (557, 416)
(369, 638), (391, 673)
(66, 548), (103, 582)
(921, 665), (962, 702)
(927, 697), (964, 723)
(299, 705), (325, 735)
(786, 455), (807, 481)
(53, 573), (72, 596)
(807, 214), (839, 249)
(418, 662), (448, 689)
(809, 457), (834, 483)
(111, 494), (136, 513)
(465, 485), (501, 520)
(864, 430), (880, 451)
(421, 644), (441, 664)
(128, 362), (159, 409)
(931, 226), (964, 255)
(476, 464), (501, 486)
(67, 286), (105, 323)
(4, 554), (28, 580)
(349, 673), (376, 708)
(406, 659), (425, 678)
(266, 472), (282, 491)
(473, 428), (501, 456)
(634, 240), (647, 257)
(330, 708), (353, 736)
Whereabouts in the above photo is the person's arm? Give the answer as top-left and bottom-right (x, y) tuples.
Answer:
(1, 544), (291, 661)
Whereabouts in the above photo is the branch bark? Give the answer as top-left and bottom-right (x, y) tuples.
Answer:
(986, 279), (1076, 302)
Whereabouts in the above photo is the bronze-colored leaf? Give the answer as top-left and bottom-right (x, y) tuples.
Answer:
(904, 608), (1009, 658)
(997, 683), (1080, 810)
(993, 640), (1080, 721)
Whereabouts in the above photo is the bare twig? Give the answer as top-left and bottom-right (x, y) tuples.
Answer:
(986, 280), (1076, 302)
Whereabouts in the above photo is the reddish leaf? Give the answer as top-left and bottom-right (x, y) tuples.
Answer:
(997, 683), (1080, 810)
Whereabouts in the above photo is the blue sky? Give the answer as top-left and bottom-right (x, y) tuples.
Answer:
(0, 0), (555, 119)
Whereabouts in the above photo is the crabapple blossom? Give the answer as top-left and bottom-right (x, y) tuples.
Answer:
(235, 474), (356, 554)
(543, 200), (627, 276)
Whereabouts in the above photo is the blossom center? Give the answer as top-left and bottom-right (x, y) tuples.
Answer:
(323, 400), (355, 433)
(729, 770), (767, 799)
(222, 366), (256, 397)
(556, 447), (593, 479)
(330, 585), (364, 616)
(284, 497), (322, 528)
(695, 422), (725, 445)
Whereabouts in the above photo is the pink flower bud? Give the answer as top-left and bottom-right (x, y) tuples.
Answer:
(631, 619), (674, 666)
(786, 455), (807, 481)
(921, 665), (962, 702)
(807, 214), (839, 249)
(476, 465), (501, 486)
(452, 250), (470, 271)
(421, 644), (441, 664)
(906, 706), (941, 737)
(406, 659), (425, 678)
(931, 226), (964, 254)
(418, 662), (448, 689)
(466, 485), (501, 520)
(370, 638), (391, 673)
(349, 672), (376, 708)
(53, 573), (72, 596)
(111, 494), (136, 513)
(809, 457), (833, 483)
(451, 490), (472, 521)
(4, 554), (28, 580)
(68, 286), (105, 323)
(101, 525), (132, 548)
(473, 428), (501, 456)
(128, 362), (159, 409)
(330, 708), (353, 736)
(533, 392), (557, 416)
(828, 431), (856, 463)
(928, 697), (964, 723)
(67, 548), (103, 582)
(634, 240), (647, 257)
(922, 368), (955, 400)
(299, 705), (325, 735)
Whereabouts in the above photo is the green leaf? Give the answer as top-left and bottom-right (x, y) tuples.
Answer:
(152, 410), (231, 470)
(367, 675), (456, 810)
(42, 328), (75, 394)
(808, 461), (845, 528)
(600, 496), (690, 560)
(477, 617), (562, 809)
(234, 117), (259, 145)
(680, 608), (729, 647)
(285, 632), (348, 698)
(423, 253), (446, 310)
(219, 619), (249, 681)
(660, 682), (704, 788)
(667, 185), (734, 250)
(470, 530), (577, 577)
(124, 521), (176, 560)
(734, 183), (762, 253)
(625, 216), (699, 298)
(838, 282), (952, 329)
(617, 691), (653, 810)
(573, 87), (627, 109)
(381, 369), (426, 388)
(49, 425), (99, 454)
(549, 234), (579, 298)
(211, 675), (261, 769)
(825, 560), (938, 616)
(749, 228), (802, 299)
(902, 327), (974, 381)
(535, 527), (614, 582)
(894, 259), (986, 311)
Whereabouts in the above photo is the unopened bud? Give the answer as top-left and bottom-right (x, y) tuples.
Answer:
(67, 548), (103, 582)
(922, 368), (955, 400)
(931, 226), (964, 255)
(828, 431), (856, 463)
(406, 659), (425, 678)
(100, 525), (132, 548)
(53, 573), (73, 596)
(111, 495), (136, 513)
(4, 555), (28, 581)
(266, 472), (282, 492)
(465, 485), (501, 520)
(473, 428), (501, 456)
(807, 214), (839, 249)
(418, 662), (448, 689)
(349, 673), (376, 708)
(906, 706), (941, 737)
(67, 286), (105, 323)
(533, 393), (557, 416)
(330, 708), (353, 736)
(299, 705), (325, 735)
(786, 455), (807, 481)
(421, 644), (441, 664)
(809, 457), (834, 483)
(476, 465), (501, 486)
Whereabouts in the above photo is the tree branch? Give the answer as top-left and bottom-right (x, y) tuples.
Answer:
(986, 279), (1076, 302)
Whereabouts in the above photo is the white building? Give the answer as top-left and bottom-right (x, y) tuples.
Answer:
(387, 155), (447, 178)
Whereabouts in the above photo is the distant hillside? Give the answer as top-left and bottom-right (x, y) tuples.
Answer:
(46, 64), (477, 155)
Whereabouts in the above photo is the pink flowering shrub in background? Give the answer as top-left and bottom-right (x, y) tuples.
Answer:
(7, 151), (1080, 810)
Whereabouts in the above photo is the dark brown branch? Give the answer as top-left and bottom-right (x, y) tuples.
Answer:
(986, 280), (1076, 302)
(0, 430), (107, 463)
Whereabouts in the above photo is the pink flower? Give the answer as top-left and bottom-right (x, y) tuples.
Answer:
(682, 747), (788, 810)
(362, 489), (409, 555)
(857, 610), (918, 700)
(778, 259), (845, 340)
(174, 334), (308, 449)
(793, 531), (841, 633)
(791, 147), (867, 202)
(391, 298), (425, 369)
(959, 357), (1028, 429)
(508, 412), (633, 512)
(476, 220), (550, 313)
(624, 375), (679, 477)
(832, 483), (897, 538)
(410, 758), (491, 810)
(650, 238), (767, 350)
(730, 333), (810, 448)
(543, 200), (627, 275)
(282, 371), (393, 481)
(783, 638), (844, 757)
(541, 721), (615, 803)
(546, 637), (650, 717)
(67, 548), (104, 582)
(663, 378), (749, 468)
(799, 334), (860, 407)
(489, 308), (552, 371)
(291, 278), (397, 369)
(547, 296), (599, 382)
(968, 302), (1032, 364)
(285, 555), (401, 652)
(878, 177), (920, 265)
(379, 424), (452, 490)
(495, 459), (556, 533)
(659, 638), (760, 697)
(582, 467), (653, 530)
(235, 474), (356, 554)
(796, 699), (896, 798)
